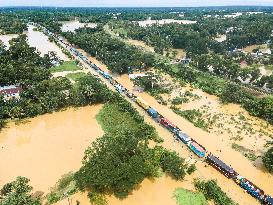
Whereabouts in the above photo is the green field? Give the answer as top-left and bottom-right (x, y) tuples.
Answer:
(174, 188), (208, 205)
(66, 72), (87, 82)
(50, 61), (80, 72)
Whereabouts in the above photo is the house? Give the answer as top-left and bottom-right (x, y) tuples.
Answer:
(0, 85), (22, 101)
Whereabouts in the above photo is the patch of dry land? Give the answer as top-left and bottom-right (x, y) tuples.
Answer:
(26, 25), (69, 61)
(0, 105), (104, 193)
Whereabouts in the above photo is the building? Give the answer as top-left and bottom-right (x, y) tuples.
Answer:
(0, 85), (22, 101)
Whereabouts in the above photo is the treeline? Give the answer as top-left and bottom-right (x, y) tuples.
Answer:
(109, 21), (211, 55)
(0, 15), (27, 34)
(63, 28), (155, 74)
(193, 53), (273, 89)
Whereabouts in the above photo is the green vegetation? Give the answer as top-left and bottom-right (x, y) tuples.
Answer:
(46, 172), (77, 204)
(50, 61), (80, 72)
(174, 188), (208, 205)
(232, 143), (258, 161)
(63, 29), (155, 74)
(194, 179), (238, 205)
(66, 72), (87, 82)
(0, 15), (26, 34)
(74, 100), (187, 203)
(160, 150), (186, 180)
(263, 146), (273, 173)
(171, 107), (209, 131)
(0, 177), (41, 205)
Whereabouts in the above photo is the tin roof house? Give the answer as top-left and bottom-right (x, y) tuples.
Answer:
(0, 85), (22, 101)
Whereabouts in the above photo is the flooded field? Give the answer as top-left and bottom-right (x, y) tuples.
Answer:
(26, 25), (69, 61)
(61, 20), (97, 32)
(54, 175), (184, 205)
(0, 105), (103, 193)
(136, 19), (196, 27)
(53, 40), (272, 205)
(0, 34), (18, 49)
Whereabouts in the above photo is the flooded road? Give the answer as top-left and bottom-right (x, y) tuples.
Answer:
(26, 25), (69, 61)
(0, 105), (103, 193)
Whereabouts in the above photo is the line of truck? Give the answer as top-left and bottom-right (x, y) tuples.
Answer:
(41, 25), (273, 205)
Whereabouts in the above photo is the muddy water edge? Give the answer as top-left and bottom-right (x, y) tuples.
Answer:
(0, 105), (104, 193)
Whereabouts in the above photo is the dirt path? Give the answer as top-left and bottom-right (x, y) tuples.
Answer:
(0, 105), (104, 193)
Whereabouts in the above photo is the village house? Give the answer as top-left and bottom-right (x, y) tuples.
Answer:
(0, 85), (22, 101)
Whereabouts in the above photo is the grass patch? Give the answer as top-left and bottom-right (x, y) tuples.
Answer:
(66, 72), (87, 82)
(171, 106), (209, 131)
(46, 172), (77, 204)
(96, 103), (143, 136)
(174, 188), (208, 205)
(50, 61), (80, 72)
(231, 143), (258, 161)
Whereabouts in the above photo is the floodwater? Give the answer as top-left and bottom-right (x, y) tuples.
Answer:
(0, 34), (18, 49)
(0, 105), (104, 193)
(56, 39), (271, 205)
(61, 20), (97, 32)
(54, 175), (185, 205)
(136, 19), (196, 27)
(26, 25), (69, 61)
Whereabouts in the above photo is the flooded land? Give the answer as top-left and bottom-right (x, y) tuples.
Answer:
(0, 105), (104, 193)
(0, 34), (19, 49)
(136, 19), (197, 27)
(61, 20), (97, 32)
(26, 25), (69, 61)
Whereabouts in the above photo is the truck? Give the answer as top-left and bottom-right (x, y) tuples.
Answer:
(147, 108), (158, 118)
(160, 118), (178, 133)
(175, 132), (191, 144)
(264, 195), (273, 205)
(102, 72), (110, 79)
(189, 140), (206, 158)
(235, 176), (265, 201)
(206, 154), (237, 178)
(136, 97), (150, 110)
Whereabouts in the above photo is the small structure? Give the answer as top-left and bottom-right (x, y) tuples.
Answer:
(0, 85), (22, 101)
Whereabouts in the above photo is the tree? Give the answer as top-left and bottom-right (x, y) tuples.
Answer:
(160, 149), (186, 180)
(0, 177), (41, 205)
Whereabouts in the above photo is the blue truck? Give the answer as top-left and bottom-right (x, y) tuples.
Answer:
(147, 108), (158, 118)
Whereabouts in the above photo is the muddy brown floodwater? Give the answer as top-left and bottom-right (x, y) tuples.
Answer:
(54, 39), (271, 205)
(0, 105), (104, 193)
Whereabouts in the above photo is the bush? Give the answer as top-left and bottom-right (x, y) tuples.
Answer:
(263, 147), (273, 172)
(88, 192), (107, 205)
(187, 164), (197, 175)
(160, 150), (186, 180)
(194, 179), (237, 205)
